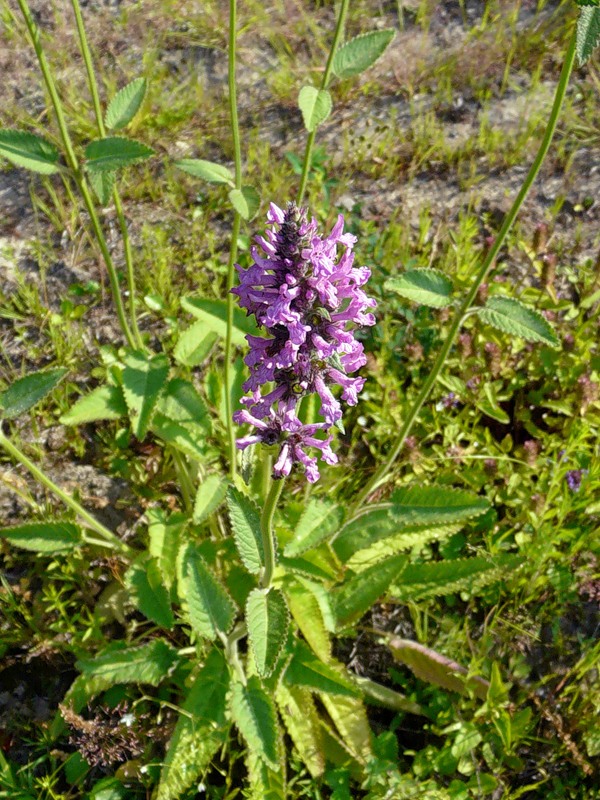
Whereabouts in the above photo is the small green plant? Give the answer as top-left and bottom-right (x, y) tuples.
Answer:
(0, 0), (599, 798)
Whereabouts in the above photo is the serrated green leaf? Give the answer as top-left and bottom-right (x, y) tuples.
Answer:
(174, 158), (235, 185)
(385, 268), (453, 308)
(150, 413), (208, 461)
(157, 648), (230, 800)
(0, 367), (67, 418)
(0, 129), (61, 174)
(320, 693), (373, 764)
(246, 749), (286, 800)
(60, 384), (126, 425)
(148, 509), (186, 591)
(276, 684), (324, 778)
(331, 554), (408, 627)
(180, 544), (236, 640)
(284, 641), (358, 697)
(388, 638), (490, 699)
(105, 77), (147, 130)
(229, 185), (260, 220)
(85, 137), (154, 172)
(121, 351), (169, 439)
(0, 522), (81, 553)
(76, 639), (177, 696)
(577, 6), (600, 65)
(298, 86), (332, 132)
(390, 555), (523, 601)
(87, 168), (116, 206)
(345, 523), (463, 573)
(246, 588), (290, 678)
(391, 485), (490, 526)
(174, 320), (218, 367)
(181, 296), (259, 346)
(284, 499), (343, 557)
(193, 474), (228, 524)
(230, 675), (280, 770)
(125, 554), (174, 629)
(286, 578), (331, 661)
(332, 29), (396, 79)
(477, 296), (560, 348)
(227, 487), (264, 574)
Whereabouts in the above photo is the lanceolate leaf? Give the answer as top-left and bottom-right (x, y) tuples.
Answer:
(230, 675), (280, 770)
(75, 639), (178, 698)
(284, 499), (343, 557)
(320, 693), (373, 765)
(0, 367), (67, 418)
(385, 268), (453, 308)
(148, 509), (186, 591)
(193, 474), (228, 524)
(226, 487), (264, 574)
(0, 522), (81, 553)
(174, 158), (235, 185)
(60, 384), (127, 425)
(246, 750), (287, 800)
(284, 641), (357, 697)
(246, 588), (290, 677)
(331, 554), (408, 628)
(181, 544), (236, 640)
(389, 638), (490, 700)
(125, 554), (174, 629)
(276, 684), (324, 778)
(0, 129), (60, 174)
(286, 579), (331, 661)
(121, 351), (169, 439)
(390, 555), (524, 602)
(85, 136), (154, 172)
(229, 185), (260, 220)
(298, 86), (332, 132)
(390, 484), (489, 527)
(332, 29), (396, 79)
(577, 6), (600, 65)
(476, 296), (560, 348)
(105, 77), (147, 130)
(157, 648), (230, 800)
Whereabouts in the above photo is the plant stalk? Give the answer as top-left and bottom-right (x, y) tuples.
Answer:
(354, 28), (578, 508)
(225, 0), (243, 480)
(259, 478), (284, 589)
(296, 0), (350, 204)
(0, 431), (132, 554)
(70, 0), (145, 349)
(16, 0), (136, 349)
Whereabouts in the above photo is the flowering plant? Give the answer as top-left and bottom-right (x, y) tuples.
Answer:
(232, 202), (376, 481)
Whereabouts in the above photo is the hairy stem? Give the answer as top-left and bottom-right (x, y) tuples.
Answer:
(355, 28), (578, 508)
(70, 0), (144, 349)
(16, 0), (136, 348)
(259, 478), (284, 589)
(225, 0), (243, 480)
(0, 431), (132, 554)
(296, 0), (349, 204)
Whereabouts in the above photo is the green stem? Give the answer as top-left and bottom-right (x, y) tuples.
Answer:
(296, 0), (350, 204)
(259, 478), (284, 589)
(225, 0), (244, 480)
(16, 0), (136, 349)
(70, 0), (144, 349)
(0, 431), (132, 554)
(224, 622), (248, 684)
(354, 28), (578, 509)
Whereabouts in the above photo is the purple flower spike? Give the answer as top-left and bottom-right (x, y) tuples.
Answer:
(231, 202), (376, 482)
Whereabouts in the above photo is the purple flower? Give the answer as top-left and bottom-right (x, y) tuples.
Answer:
(231, 202), (376, 482)
(566, 469), (587, 493)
